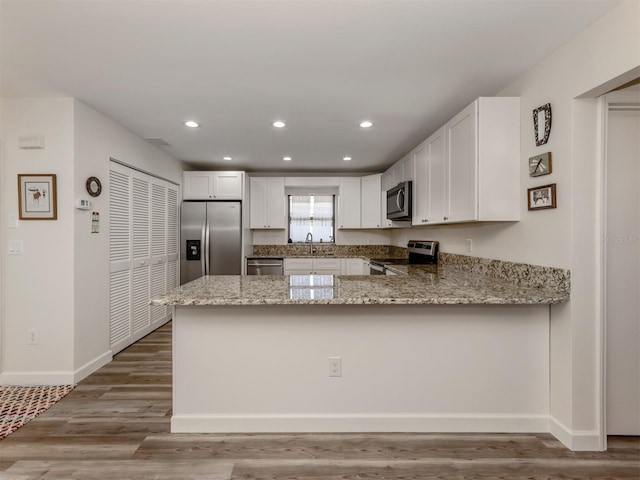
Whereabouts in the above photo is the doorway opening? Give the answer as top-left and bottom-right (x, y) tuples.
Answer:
(602, 87), (640, 439)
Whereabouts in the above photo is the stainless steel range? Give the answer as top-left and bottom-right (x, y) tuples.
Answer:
(369, 240), (439, 275)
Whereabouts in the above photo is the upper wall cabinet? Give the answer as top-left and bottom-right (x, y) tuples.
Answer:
(413, 128), (445, 225)
(361, 173), (392, 229)
(337, 177), (361, 229)
(382, 152), (414, 191)
(413, 97), (520, 225)
(183, 171), (244, 200)
(250, 177), (286, 229)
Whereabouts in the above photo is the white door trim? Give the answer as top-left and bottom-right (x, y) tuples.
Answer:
(600, 90), (640, 447)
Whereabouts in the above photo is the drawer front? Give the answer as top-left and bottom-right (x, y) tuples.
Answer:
(284, 258), (313, 270)
(312, 258), (342, 270)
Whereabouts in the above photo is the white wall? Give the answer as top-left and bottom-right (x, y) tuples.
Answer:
(392, 0), (640, 450)
(73, 99), (184, 377)
(1, 98), (76, 383)
(0, 97), (185, 384)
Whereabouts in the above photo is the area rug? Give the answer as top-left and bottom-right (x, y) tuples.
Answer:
(0, 385), (74, 439)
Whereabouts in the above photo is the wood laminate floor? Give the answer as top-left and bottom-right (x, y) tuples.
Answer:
(1, 322), (638, 479)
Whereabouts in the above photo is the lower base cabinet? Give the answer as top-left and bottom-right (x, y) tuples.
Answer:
(284, 257), (342, 275)
(283, 257), (367, 275)
(342, 258), (367, 275)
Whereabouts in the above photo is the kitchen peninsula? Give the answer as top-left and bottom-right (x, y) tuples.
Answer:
(152, 254), (569, 436)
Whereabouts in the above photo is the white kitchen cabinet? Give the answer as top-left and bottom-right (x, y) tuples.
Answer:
(384, 151), (414, 188)
(284, 258), (313, 275)
(183, 171), (244, 200)
(250, 177), (286, 229)
(313, 258), (342, 275)
(381, 168), (395, 192)
(361, 174), (390, 229)
(445, 101), (477, 222)
(412, 128), (445, 225)
(445, 97), (520, 223)
(381, 150), (415, 229)
(342, 258), (368, 275)
(284, 257), (341, 275)
(400, 152), (414, 183)
(412, 97), (520, 225)
(337, 177), (361, 229)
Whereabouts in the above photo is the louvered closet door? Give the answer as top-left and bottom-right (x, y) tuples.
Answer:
(165, 185), (179, 317)
(109, 161), (179, 353)
(131, 172), (151, 338)
(109, 167), (133, 353)
(150, 180), (168, 326)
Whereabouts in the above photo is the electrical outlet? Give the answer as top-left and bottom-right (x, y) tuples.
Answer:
(329, 356), (342, 377)
(466, 239), (473, 252)
(28, 329), (38, 345)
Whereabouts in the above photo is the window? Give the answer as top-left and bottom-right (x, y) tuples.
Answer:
(288, 195), (335, 243)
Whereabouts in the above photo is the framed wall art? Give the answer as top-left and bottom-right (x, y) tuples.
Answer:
(529, 152), (552, 177)
(533, 103), (552, 146)
(527, 183), (556, 211)
(18, 174), (58, 220)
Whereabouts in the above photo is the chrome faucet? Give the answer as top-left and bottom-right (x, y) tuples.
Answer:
(305, 232), (314, 254)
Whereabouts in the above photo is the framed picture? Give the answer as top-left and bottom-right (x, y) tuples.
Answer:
(528, 183), (556, 211)
(528, 152), (552, 177)
(18, 174), (57, 220)
(533, 103), (552, 146)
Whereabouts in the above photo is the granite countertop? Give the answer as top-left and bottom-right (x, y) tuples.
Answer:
(151, 264), (569, 307)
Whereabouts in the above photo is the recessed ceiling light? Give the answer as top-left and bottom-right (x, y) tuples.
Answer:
(223, 156), (232, 161)
(184, 120), (200, 128)
(283, 156), (292, 161)
(343, 156), (352, 161)
(272, 121), (286, 128)
(359, 121), (373, 128)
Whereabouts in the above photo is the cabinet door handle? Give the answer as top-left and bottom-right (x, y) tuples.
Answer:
(443, 216), (448, 221)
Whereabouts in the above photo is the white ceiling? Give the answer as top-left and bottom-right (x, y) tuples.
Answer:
(1, 0), (621, 173)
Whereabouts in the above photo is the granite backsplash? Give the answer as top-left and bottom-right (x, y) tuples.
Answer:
(252, 244), (408, 259)
(439, 252), (571, 293)
(250, 245), (570, 295)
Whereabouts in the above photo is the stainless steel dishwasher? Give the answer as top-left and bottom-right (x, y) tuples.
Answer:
(246, 257), (284, 275)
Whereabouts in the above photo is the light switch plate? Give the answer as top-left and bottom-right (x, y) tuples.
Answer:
(8, 214), (18, 229)
(9, 240), (24, 255)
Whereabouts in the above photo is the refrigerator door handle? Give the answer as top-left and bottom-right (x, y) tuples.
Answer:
(200, 219), (206, 276)
(205, 219), (211, 275)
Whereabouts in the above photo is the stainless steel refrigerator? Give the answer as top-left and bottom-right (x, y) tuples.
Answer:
(180, 201), (242, 284)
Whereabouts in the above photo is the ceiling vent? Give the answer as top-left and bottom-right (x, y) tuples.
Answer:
(144, 137), (171, 147)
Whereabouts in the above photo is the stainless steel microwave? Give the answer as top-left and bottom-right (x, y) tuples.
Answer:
(386, 181), (412, 220)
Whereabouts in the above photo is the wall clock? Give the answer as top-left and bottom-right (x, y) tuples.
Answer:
(86, 176), (102, 197)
